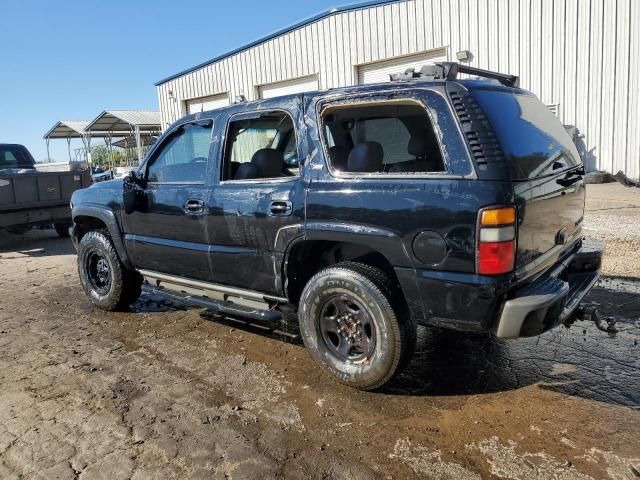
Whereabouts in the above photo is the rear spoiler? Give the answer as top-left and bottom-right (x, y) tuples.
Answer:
(390, 61), (520, 88)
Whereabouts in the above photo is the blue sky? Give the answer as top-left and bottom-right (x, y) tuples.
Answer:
(0, 0), (340, 162)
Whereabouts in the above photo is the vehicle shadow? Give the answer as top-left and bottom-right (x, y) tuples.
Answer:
(0, 229), (76, 257)
(131, 292), (304, 344)
(386, 278), (639, 408)
(132, 277), (639, 408)
(200, 311), (303, 345)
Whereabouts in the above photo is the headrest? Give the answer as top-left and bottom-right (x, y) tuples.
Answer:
(347, 142), (383, 173)
(234, 162), (258, 180)
(328, 146), (349, 171)
(408, 135), (427, 157)
(251, 148), (283, 177)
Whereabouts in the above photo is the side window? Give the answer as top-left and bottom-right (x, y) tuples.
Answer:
(355, 117), (412, 164)
(146, 123), (212, 183)
(321, 101), (445, 174)
(222, 111), (298, 180)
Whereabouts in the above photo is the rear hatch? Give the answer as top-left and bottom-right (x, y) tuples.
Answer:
(468, 86), (585, 278)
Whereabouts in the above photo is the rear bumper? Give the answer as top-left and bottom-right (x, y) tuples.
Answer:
(395, 238), (604, 336)
(494, 238), (604, 338)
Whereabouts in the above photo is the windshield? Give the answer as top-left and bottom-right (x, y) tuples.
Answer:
(471, 90), (581, 179)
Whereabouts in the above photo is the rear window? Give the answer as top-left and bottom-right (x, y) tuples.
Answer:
(0, 145), (34, 169)
(471, 90), (581, 179)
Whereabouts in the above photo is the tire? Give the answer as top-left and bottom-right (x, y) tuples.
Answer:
(584, 171), (614, 184)
(6, 225), (30, 235)
(54, 222), (72, 238)
(298, 261), (415, 390)
(77, 230), (142, 311)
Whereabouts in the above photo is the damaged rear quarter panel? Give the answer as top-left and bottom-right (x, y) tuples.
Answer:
(301, 86), (515, 326)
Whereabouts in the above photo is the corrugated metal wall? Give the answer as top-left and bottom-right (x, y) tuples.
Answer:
(157, 0), (640, 177)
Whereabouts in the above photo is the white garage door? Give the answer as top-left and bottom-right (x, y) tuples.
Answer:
(357, 49), (448, 84)
(185, 93), (229, 114)
(258, 75), (319, 99)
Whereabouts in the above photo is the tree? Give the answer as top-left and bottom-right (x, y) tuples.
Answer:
(91, 146), (124, 169)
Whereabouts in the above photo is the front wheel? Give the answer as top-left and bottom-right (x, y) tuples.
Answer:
(77, 230), (142, 311)
(298, 262), (414, 390)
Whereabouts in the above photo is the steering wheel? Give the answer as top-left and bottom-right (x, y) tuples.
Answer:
(190, 156), (208, 164)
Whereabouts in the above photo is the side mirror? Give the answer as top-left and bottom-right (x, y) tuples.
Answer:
(123, 171), (144, 214)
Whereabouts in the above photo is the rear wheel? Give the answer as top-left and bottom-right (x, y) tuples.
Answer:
(298, 262), (415, 390)
(6, 225), (30, 235)
(54, 222), (72, 238)
(77, 230), (142, 311)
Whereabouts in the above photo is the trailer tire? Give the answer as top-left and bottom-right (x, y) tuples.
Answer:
(54, 222), (72, 238)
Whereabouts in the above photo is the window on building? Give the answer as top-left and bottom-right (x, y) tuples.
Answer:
(146, 122), (212, 183)
(222, 111), (299, 180)
(321, 101), (445, 174)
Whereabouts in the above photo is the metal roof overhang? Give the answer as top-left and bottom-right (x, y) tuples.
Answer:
(85, 110), (161, 134)
(43, 120), (91, 139)
(154, 0), (401, 86)
(43, 120), (112, 139)
(112, 135), (157, 149)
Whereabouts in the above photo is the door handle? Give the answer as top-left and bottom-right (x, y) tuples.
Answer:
(184, 199), (205, 214)
(269, 200), (292, 216)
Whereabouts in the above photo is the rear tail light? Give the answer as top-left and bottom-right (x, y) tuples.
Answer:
(477, 206), (516, 275)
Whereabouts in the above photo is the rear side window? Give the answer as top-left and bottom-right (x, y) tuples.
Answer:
(471, 90), (581, 179)
(222, 111), (299, 180)
(146, 123), (212, 183)
(320, 101), (445, 174)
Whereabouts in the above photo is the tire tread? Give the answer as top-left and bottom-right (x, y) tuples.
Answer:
(78, 229), (141, 311)
(299, 261), (415, 390)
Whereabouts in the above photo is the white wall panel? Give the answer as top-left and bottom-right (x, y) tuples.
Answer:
(257, 75), (319, 99)
(357, 48), (448, 83)
(157, 0), (639, 177)
(185, 93), (229, 114)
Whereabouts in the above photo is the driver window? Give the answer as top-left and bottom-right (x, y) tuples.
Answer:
(146, 123), (212, 183)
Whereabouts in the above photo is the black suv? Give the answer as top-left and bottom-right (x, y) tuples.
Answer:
(71, 63), (603, 390)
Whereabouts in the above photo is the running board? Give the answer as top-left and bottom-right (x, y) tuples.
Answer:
(142, 284), (283, 323)
(138, 269), (288, 304)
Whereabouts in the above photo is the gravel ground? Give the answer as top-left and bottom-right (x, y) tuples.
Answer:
(0, 182), (638, 479)
(584, 183), (640, 277)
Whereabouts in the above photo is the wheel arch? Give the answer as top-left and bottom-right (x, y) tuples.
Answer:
(283, 227), (413, 305)
(72, 205), (133, 269)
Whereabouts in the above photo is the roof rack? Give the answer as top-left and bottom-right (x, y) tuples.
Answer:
(390, 61), (520, 88)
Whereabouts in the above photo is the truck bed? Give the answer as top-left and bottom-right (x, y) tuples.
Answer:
(0, 168), (91, 212)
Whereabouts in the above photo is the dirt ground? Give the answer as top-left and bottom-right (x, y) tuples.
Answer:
(0, 182), (638, 479)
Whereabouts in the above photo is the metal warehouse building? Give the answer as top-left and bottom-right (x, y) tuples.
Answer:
(156, 0), (640, 177)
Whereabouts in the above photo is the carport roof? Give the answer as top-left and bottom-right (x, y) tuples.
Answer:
(85, 110), (161, 133)
(43, 120), (92, 139)
(112, 135), (158, 149)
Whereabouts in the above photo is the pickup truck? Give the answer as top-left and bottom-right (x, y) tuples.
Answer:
(0, 143), (91, 236)
(70, 63), (604, 390)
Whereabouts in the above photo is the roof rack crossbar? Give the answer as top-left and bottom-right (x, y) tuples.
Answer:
(390, 61), (520, 87)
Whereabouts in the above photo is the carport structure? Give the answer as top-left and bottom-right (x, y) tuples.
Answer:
(85, 110), (161, 164)
(43, 120), (96, 163)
